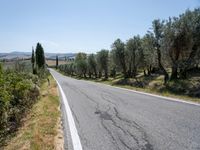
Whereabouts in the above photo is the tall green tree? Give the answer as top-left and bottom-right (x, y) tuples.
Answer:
(152, 19), (169, 83)
(179, 8), (200, 78)
(56, 55), (59, 69)
(163, 17), (184, 80)
(88, 54), (97, 78)
(111, 39), (128, 78)
(126, 35), (143, 77)
(141, 33), (157, 75)
(35, 43), (45, 69)
(31, 47), (35, 74)
(75, 53), (87, 78)
(0, 63), (2, 75)
(97, 50), (109, 79)
(163, 9), (200, 79)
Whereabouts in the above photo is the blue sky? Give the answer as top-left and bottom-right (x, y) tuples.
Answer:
(0, 0), (199, 53)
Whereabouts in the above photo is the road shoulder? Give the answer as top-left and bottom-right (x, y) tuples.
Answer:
(3, 75), (64, 150)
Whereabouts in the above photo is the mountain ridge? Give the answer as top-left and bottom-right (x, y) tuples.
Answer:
(0, 51), (76, 60)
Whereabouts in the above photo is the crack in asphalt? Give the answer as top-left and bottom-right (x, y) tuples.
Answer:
(95, 105), (153, 150)
(101, 89), (129, 106)
(101, 93), (117, 106)
(71, 85), (99, 107)
(51, 70), (200, 150)
(64, 81), (153, 150)
(100, 116), (121, 150)
(119, 136), (133, 150)
(114, 107), (154, 150)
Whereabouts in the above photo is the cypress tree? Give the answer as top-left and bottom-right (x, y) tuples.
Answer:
(31, 47), (35, 73)
(35, 43), (45, 69)
(56, 55), (58, 69)
(0, 63), (3, 75)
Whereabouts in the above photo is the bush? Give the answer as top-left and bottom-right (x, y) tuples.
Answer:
(0, 70), (40, 143)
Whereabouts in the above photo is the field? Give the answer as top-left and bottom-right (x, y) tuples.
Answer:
(2, 60), (32, 72)
(46, 59), (69, 67)
(2, 59), (69, 69)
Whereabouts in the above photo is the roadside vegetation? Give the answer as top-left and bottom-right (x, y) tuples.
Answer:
(0, 43), (62, 148)
(3, 76), (62, 150)
(57, 8), (200, 101)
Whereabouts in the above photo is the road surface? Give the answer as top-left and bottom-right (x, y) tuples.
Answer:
(50, 69), (200, 150)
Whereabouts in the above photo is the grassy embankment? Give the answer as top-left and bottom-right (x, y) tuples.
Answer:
(3, 75), (63, 150)
(58, 70), (200, 103)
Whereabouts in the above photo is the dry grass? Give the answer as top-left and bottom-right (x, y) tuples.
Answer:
(3, 76), (63, 150)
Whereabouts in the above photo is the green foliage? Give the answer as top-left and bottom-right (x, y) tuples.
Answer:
(126, 35), (143, 77)
(75, 53), (87, 77)
(141, 33), (157, 75)
(152, 19), (169, 83)
(97, 50), (109, 79)
(87, 54), (97, 78)
(58, 8), (200, 84)
(34, 43), (49, 79)
(162, 8), (200, 79)
(0, 63), (2, 75)
(35, 43), (45, 69)
(56, 55), (59, 69)
(59, 63), (76, 76)
(111, 39), (127, 78)
(31, 47), (35, 74)
(0, 70), (40, 142)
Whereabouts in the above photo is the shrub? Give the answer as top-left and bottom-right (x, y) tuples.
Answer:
(0, 70), (40, 143)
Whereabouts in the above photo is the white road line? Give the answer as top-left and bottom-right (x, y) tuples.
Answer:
(76, 77), (200, 107)
(51, 74), (83, 150)
(56, 68), (200, 107)
(106, 84), (200, 107)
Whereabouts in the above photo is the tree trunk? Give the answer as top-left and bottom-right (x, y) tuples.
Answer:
(195, 64), (198, 69)
(144, 70), (147, 76)
(179, 45), (198, 79)
(105, 70), (108, 79)
(122, 68), (128, 78)
(147, 65), (152, 75)
(128, 60), (132, 78)
(150, 65), (152, 72)
(122, 61), (128, 78)
(170, 64), (178, 80)
(120, 55), (127, 78)
(132, 66), (137, 78)
(99, 71), (102, 78)
(157, 48), (169, 84)
(179, 69), (187, 79)
(88, 71), (92, 78)
(32, 64), (34, 74)
(94, 69), (97, 78)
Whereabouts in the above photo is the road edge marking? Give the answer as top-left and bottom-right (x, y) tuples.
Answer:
(105, 84), (200, 106)
(53, 69), (200, 107)
(51, 73), (83, 150)
(68, 75), (200, 107)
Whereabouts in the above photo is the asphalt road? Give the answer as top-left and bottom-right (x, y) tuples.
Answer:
(50, 69), (200, 150)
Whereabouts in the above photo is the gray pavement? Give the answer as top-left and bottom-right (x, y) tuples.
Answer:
(50, 69), (200, 150)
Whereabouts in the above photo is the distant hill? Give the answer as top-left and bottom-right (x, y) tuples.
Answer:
(0, 51), (76, 60)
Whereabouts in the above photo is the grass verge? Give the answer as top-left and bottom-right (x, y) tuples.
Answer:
(3, 75), (63, 150)
(58, 70), (200, 104)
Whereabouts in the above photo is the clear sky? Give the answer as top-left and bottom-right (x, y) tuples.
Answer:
(0, 0), (199, 53)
